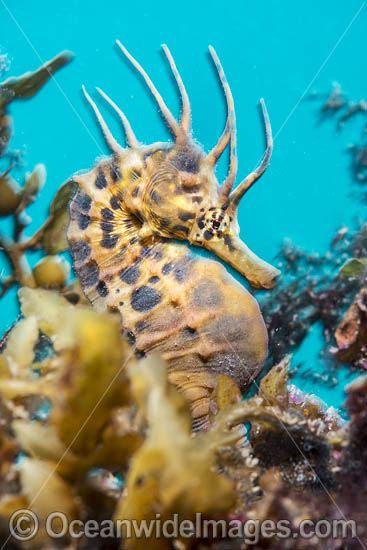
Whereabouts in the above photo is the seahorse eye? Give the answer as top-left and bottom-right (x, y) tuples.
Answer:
(204, 208), (229, 235)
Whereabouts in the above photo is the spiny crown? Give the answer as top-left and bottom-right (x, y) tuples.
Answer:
(81, 42), (279, 289)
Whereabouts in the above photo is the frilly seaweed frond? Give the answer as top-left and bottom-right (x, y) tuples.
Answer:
(115, 356), (236, 548)
(0, 289), (142, 543)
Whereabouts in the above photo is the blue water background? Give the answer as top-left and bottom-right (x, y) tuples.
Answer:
(1, 0), (366, 411)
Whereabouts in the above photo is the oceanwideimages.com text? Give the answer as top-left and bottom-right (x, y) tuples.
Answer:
(9, 509), (358, 544)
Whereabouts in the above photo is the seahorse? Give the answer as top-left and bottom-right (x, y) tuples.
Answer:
(67, 42), (280, 429)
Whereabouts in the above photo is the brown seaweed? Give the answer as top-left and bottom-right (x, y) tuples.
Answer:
(0, 53), (75, 297)
(314, 83), (367, 188)
(0, 51), (73, 110)
(256, 221), (367, 380)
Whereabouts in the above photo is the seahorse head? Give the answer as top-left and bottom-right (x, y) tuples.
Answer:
(82, 42), (280, 289)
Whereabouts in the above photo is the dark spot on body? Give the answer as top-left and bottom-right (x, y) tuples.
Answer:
(140, 246), (154, 259)
(116, 288), (120, 293)
(173, 260), (189, 282)
(173, 224), (189, 236)
(136, 320), (149, 332)
(182, 326), (198, 339)
(101, 208), (114, 221)
(76, 192), (92, 212)
(130, 168), (141, 180)
(70, 240), (91, 263)
(178, 210), (195, 222)
(192, 280), (222, 308)
(204, 230), (213, 240)
(193, 196), (203, 203)
(119, 301), (124, 306)
(110, 159), (121, 182)
(78, 260), (99, 288)
(148, 276), (160, 284)
(96, 280), (109, 297)
(77, 212), (90, 230)
(132, 186), (139, 197)
(135, 349), (146, 359)
(171, 147), (200, 173)
(101, 234), (119, 248)
(159, 218), (170, 229)
(150, 191), (161, 204)
(120, 263), (140, 284)
(126, 330), (136, 346)
(95, 171), (107, 189)
(101, 221), (114, 233)
(154, 250), (163, 261)
(198, 220), (205, 230)
(162, 263), (174, 275)
(224, 234), (235, 251)
(183, 183), (200, 193)
(110, 196), (120, 210)
(207, 315), (244, 345)
(131, 286), (162, 312)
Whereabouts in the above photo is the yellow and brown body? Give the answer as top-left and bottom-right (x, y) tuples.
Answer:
(67, 44), (279, 428)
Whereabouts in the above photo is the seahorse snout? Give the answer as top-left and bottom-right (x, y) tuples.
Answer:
(203, 234), (280, 289)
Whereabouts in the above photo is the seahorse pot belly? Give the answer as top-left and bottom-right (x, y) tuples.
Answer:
(67, 42), (280, 429)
